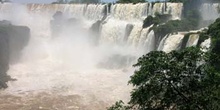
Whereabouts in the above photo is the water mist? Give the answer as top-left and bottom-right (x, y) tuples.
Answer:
(0, 3), (139, 110)
(0, 2), (187, 109)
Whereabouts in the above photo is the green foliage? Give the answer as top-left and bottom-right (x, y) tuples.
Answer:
(147, 0), (201, 41)
(142, 5), (201, 47)
(197, 29), (209, 47)
(207, 18), (220, 71)
(207, 18), (220, 40)
(129, 47), (220, 110)
(107, 101), (130, 110)
(142, 16), (154, 28)
(180, 29), (209, 49)
(142, 13), (171, 28)
(109, 47), (220, 110)
(184, 9), (201, 27)
(150, 9), (201, 40)
(153, 20), (182, 38)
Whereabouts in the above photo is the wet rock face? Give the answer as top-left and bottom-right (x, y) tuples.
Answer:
(8, 26), (30, 63)
(50, 11), (64, 38)
(50, 11), (81, 38)
(98, 54), (136, 69)
(89, 20), (102, 45)
(0, 20), (30, 88)
(90, 20), (102, 33)
(0, 31), (9, 88)
(124, 24), (133, 42)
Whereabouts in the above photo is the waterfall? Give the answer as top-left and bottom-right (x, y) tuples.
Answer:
(110, 3), (148, 21)
(100, 2), (183, 48)
(110, 3), (183, 21)
(84, 4), (107, 20)
(138, 25), (153, 47)
(165, 3), (183, 20)
(157, 34), (169, 51)
(127, 23), (143, 46)
(0, 2), (214, 110)
(0, 2), (184, 47)
(186, 34), (200, 47)
(144, 30), (156, 53)
(161, 33), (184, 53)
(100, 18), (128, 44)
(200, 3), (220, 21)
(26, 4), (107, 22)
(0, 3), (189, 109)
(200, 3), (220, 26)
(152, 3), (183, 20)
(201, 38), (211, 52)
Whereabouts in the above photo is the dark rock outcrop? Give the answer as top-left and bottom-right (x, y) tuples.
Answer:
(98, 54), (136, 69)
(50, 11), (64, 37)
(124, 24), (133, 41)
(0, 30), (10, 88)
(0, 20), (30, 88)
(90, 20), (102, 45)
(50, 11), (82, 38)
(8, 26), (30, 62)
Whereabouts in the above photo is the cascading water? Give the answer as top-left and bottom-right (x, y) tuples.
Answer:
(127, 23), (143, 46)
(200, 3), (220, 21)
(201, 38), (211, 52)
(0, 2), (197, 110)
(0, 3), (134, 110)
(161, 33), (184, 53)
(157, 34), (169, 51)
(200, 3), (220, 26)
(26, 4), (106, 21)
(144, 30), (156, 53)
(137, 24), (153, 48)
(100, 2), (183, 47)
(186, 34), (200, 47)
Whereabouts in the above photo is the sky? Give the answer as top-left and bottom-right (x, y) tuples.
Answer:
(11, 0), (157, 3)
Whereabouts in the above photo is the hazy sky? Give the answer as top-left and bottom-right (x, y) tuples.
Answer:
(11, 0), (157, 3)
